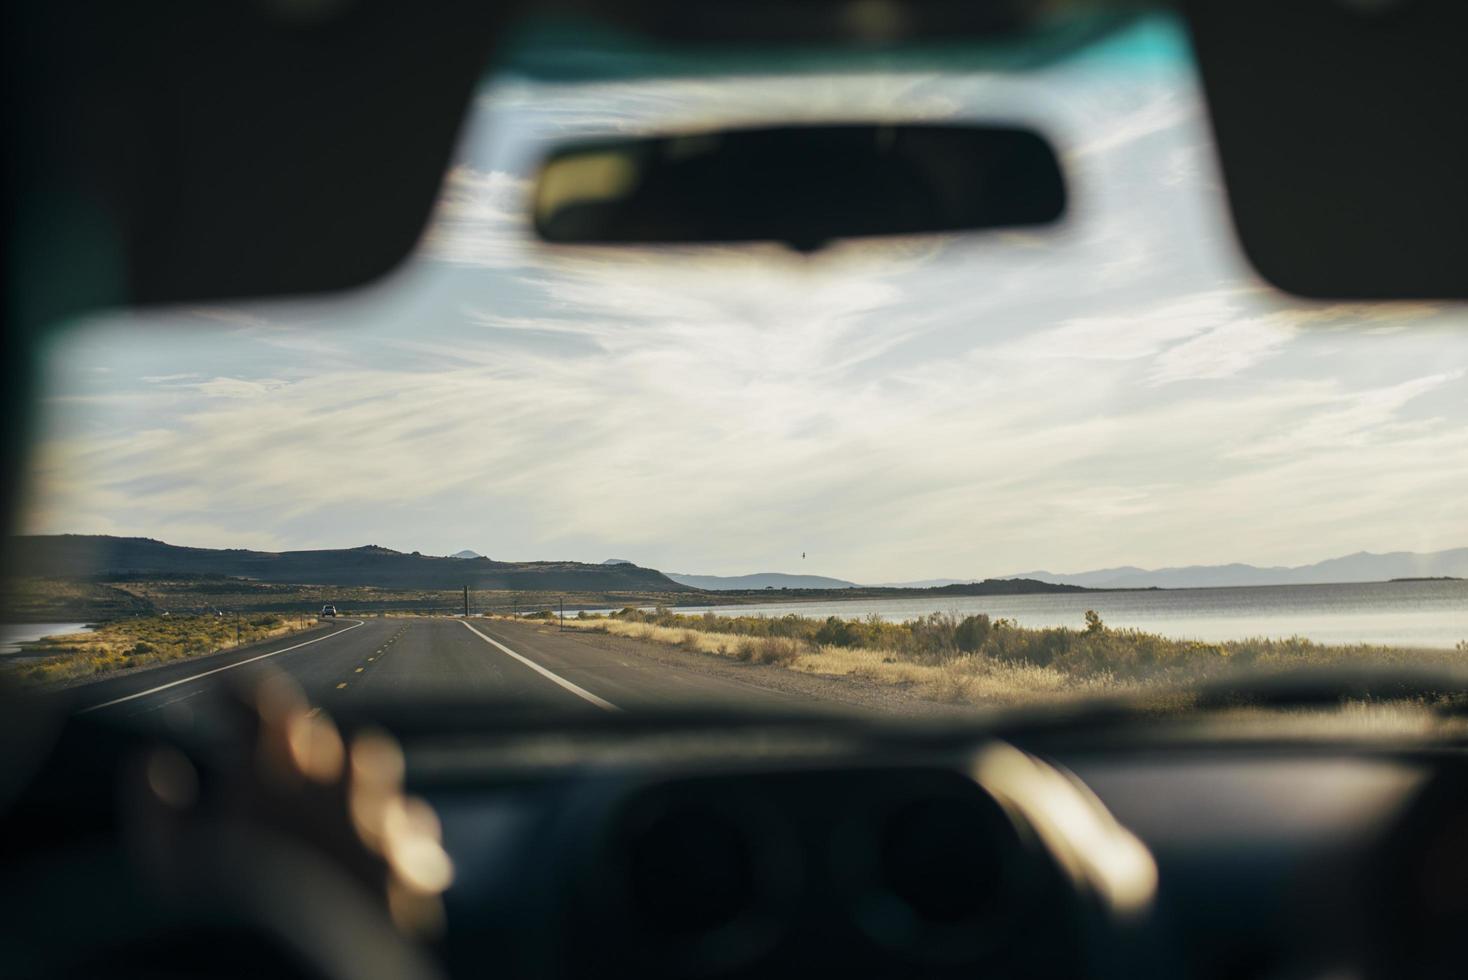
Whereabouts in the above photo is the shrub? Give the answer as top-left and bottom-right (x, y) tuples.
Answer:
(954, 614), (992, 653)
(752, 636), (803, 666)
(906, 612), (962, 663)
(724, 635), (803, 665)
(815, 616), (858, 647)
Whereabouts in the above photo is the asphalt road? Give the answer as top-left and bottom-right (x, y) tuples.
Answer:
(65, 617), (813, 721)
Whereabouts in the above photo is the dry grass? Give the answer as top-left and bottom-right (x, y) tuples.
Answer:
(555, 617), (1129, 707)
(2, 613), (315, 684)
(551, 609), (1468, 709)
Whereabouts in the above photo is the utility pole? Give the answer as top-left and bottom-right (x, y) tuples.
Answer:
(234, 611), (240, 648)
(463, 585), (469, 618)
(559, 597), (564, 632)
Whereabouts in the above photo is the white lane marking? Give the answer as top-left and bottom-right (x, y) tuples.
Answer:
(459, 620), (620, 712)
(76, 620), (368, 714)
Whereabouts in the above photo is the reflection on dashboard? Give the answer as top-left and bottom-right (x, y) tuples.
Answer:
(436, 744), (1158, 979)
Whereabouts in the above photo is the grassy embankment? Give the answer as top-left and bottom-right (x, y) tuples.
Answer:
(2, 613), (315, 685)
(553, 607), (1468, 707)
(1, 576), (154, 621)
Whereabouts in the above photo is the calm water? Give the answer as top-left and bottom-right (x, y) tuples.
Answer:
(676, 581), (1468, 650)
(0, 622), (93, 657)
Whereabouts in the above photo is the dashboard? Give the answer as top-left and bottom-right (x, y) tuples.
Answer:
(400, 715), (1466, 980)
(3, 703), (1467, 980)
(431, 749), (1148, 979)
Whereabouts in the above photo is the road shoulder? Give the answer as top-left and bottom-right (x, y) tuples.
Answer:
(507, 621), (977, 719)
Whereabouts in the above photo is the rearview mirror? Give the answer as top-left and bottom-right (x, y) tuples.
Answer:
(533, 123), (1066, 252)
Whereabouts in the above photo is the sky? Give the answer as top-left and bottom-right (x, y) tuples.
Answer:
(21, 16), (1468, 584)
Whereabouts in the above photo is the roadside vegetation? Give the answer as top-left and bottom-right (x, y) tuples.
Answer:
(2, 613), (314, 685)
(556, 607), (1468, 707)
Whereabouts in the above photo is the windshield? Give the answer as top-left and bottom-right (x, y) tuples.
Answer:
(4, 12), (1466, 716)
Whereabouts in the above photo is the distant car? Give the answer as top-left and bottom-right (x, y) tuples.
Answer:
(320, 604), (337, 618)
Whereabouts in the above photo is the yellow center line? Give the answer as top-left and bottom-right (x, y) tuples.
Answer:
(336, 682), (347, 689)
(368, 656), (375, 662)
(355, 667), (364, 673)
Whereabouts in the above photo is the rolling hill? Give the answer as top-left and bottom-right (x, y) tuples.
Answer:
(7, 535), (695, 593)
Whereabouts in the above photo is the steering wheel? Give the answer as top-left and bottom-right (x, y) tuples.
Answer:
(0, 672), (450, 980)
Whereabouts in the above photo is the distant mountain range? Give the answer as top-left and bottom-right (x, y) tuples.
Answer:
(749, 547), (1468, 591)
(666, 571), (859, 591)
(1001, 548), (1468, 590)
(13, 536), (1462, 599)
(8, 536), (694, 593)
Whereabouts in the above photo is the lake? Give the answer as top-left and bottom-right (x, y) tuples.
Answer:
(0, 622), (94, 657)
(676, 580), (1468, 650)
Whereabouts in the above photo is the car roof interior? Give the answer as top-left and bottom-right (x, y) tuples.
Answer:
(5, 0), (1464, 531)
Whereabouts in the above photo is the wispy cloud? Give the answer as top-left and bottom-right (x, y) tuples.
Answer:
(1148, 316), (1294, 384)
(20, 19), (1468, 580)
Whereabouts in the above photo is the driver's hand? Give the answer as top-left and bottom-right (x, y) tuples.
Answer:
(128, 671), (453, 937)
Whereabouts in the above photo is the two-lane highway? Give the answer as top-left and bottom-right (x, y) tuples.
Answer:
(66, 617), (816, 721)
